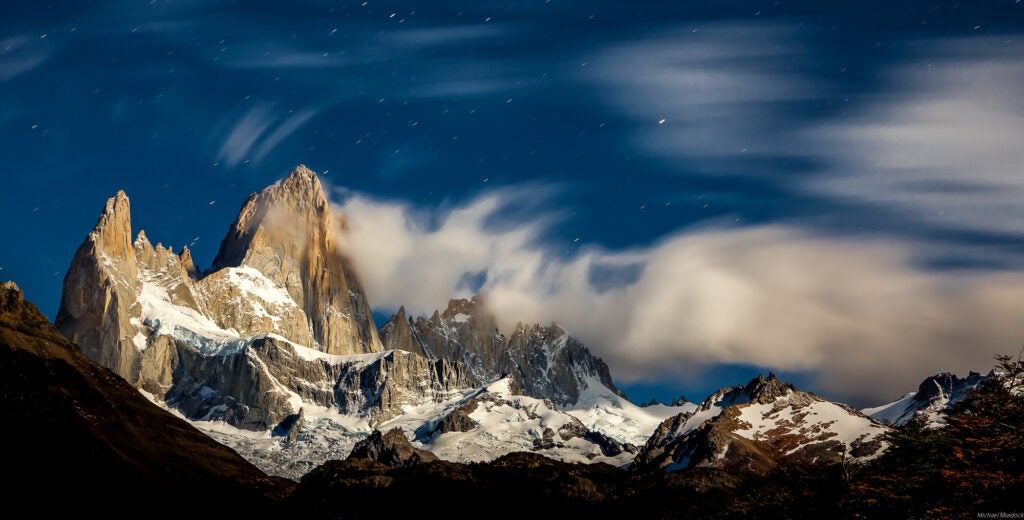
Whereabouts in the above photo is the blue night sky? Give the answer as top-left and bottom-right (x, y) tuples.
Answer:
(2, 1), (1023, 407)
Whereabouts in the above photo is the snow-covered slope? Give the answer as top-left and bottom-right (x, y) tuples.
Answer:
(172, 376), (683, 479)
(396, 378), (640, 466)
(862, 371), (991, 426)
(564, 376), (695, 446)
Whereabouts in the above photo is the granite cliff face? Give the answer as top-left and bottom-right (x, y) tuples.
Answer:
(379, 296), (622, 406)
(632, 374), (888, 476)
(211, 167), (380, 356)
(54, 166), (472, 431)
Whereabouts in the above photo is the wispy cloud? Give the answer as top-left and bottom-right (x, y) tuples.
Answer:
(336, 190), (1024, 404)
(216, 105), (319, 168)
(0, 35), (52, 82)
(382, 24), (511, 47)
(251, 109), (318, 163)
(220, 44), (353, 70)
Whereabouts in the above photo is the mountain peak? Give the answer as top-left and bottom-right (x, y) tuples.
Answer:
(275, 164), (326, 205)
(211, 166), (382, 355)
(347, 428), (438, 467)
(741, 373), (796, 403)
(90, 190), (134, 260)
(285, 163), (317, 182)
(212, 165), (331, 272)
(0, 280), (27, 315)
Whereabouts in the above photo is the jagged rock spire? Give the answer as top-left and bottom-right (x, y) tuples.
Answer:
(56, 190), (142, 377)
(378, 295), (623, 405)
(91, 190), (135, 261)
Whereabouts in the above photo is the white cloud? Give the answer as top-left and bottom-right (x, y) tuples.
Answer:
(222, 44), (354, 69)
(335, 187), (554, 315)
(336, 190), (1024, 404)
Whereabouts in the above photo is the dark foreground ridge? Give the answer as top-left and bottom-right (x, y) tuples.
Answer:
(0, 281), (292, 515)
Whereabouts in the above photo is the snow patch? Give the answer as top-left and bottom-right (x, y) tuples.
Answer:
(735, 399), (887, 459)
(862, 392), (919, 425)
(266, 333), (389, 366)
(224, 267), (298, 307)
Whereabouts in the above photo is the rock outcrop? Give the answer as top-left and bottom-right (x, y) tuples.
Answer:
(431, 400), (480, 435)
(379, 296), (622, 406)
(632, 374), (888, 476)
(333, 350), (477, 425)
(348, 428), (439, 467)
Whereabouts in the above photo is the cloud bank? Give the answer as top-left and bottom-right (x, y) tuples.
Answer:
(336, 190), (1024, 404)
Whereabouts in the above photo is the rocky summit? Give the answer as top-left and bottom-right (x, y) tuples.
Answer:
(379, 295), (623, 406)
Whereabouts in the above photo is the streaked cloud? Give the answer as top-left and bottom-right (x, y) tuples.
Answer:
(220, 44), (354, 70)
(811, 37), (1024, 236)
(589, 23), (824, 170)
(0, 35), (52, 82)
(382, 24), (511, 47)
(592, 24), (1024, 251)
(216, 106), (319, 168)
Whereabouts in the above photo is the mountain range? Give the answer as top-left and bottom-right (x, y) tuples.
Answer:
(1, 165), (1007, 516)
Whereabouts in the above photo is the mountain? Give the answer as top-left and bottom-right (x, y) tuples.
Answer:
(862, 371), (992, 426)
(53, 166), (686, 479)
(0, 281), (289, 512)
(54, 166), (474, 432)
(632, 374), (888, 476)
(379, 296), (623, 406)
